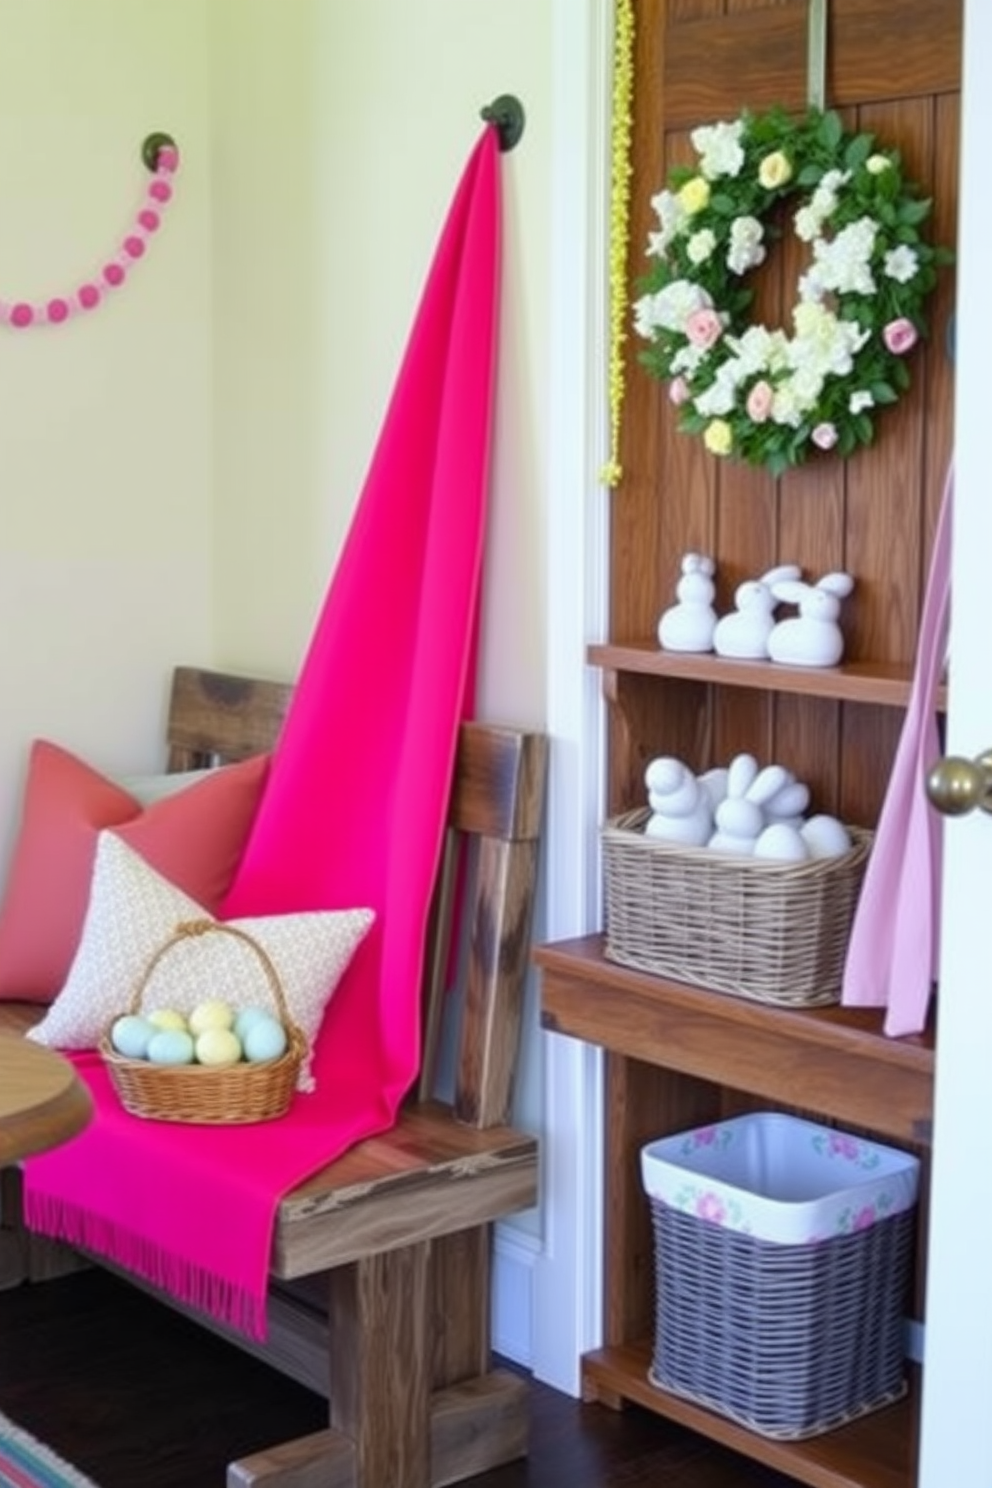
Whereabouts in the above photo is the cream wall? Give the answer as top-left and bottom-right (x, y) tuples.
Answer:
(0, 0), (213, 867)
(209, 0), (551, 733)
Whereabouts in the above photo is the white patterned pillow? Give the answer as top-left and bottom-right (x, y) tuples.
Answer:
(28, 833), (375, 1092)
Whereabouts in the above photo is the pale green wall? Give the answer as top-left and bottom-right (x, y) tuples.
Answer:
(0, 0), (213, 867)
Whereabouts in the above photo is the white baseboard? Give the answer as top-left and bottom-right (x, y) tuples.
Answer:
(492, 1222), (541, 1368)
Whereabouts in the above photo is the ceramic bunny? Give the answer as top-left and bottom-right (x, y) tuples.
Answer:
(707, 754), (790, 855)
(657, 553), (718, 654)
(767, 572), (855, 667)
(761, 771), (811, 831)
(712, 563), (802, 660)
(644, 755), (713, 846)
(696, 765), (730, 814)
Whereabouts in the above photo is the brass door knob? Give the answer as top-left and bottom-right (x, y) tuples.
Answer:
(926, 750), (992, 817)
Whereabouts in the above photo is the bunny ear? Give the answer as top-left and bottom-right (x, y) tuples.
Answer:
(770, 579), (809, 603)
(726, 752), (759, 797)
(759, 563), (802, 587)
(817, 571), (855, 598)
(747, 763), (791, 806)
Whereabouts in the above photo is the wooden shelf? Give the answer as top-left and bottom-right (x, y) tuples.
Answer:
(582, 1341), (916, 1488)
(588, 642), (949, 712)
(536, 936), (934, 1147)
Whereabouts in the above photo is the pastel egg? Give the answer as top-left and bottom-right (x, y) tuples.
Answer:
(753, 823), (809, 862)
(195, 1027), (243, 1067)
(146, 1028), (196, 1066)
(234, 1005), (274, 1043)
(189, 999), (235, 1035)
(147, 1008), (188, 1033)
(243, 1016), (288, 1064)
(800, 814), (852, 859)
(110, 1014), (155, 1059)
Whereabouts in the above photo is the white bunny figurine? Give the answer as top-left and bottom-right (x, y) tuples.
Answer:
(644, 756), (713, 846)
(712, 563), (802, 660)
(696, 765), (730, 814)
(657, 553), (718, 654)
(761, 771), (811, 831)
(767, 571), (856, 667)
(707, 754), (790, 855)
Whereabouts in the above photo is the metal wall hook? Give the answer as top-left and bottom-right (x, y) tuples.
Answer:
(480, 94), (525, 152)
(141, 131), (177, 172)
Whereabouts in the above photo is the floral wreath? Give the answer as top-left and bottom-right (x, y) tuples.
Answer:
(633, 107), (951, 476)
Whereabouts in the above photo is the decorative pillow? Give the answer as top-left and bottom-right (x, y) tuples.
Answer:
(0, 743), (269, 1004)
(28, 833), (375, 1091)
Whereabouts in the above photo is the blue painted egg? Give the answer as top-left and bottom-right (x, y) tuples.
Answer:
(243, 1016), (288, 1064)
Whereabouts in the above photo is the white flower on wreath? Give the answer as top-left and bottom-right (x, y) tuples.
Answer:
(687, 228), (717, 265)
(646, 188), (686, 257)
(693, 368), (739, 418)
(634, 278), (712, 336)
(849, 389), (876, 414)
(690, 119), (745, 180)
(884, 245), (920, 284)
(810, 217), (879, 296)
(727, 216), (766, 274)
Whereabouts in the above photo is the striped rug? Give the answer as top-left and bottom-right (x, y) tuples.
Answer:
(0, 1412), (98, 1488)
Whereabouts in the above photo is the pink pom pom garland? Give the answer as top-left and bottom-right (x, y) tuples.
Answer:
(0, 141), (180, 330)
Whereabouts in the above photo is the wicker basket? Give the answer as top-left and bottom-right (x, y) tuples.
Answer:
(100, 920), (307, 1124)
(648, 1200), (914, 1439)
(602, 808), (871, 1007)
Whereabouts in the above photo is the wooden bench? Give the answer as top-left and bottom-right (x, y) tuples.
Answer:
(0, 665), (548, 1488)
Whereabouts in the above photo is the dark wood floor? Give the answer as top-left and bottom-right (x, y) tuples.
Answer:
(0, 1268), (797, 1487)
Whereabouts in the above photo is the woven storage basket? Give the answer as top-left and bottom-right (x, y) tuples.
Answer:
(100, 920), (307, 1124)
(647, 1200), (914, 1439)
(602, 808), (871, 1007)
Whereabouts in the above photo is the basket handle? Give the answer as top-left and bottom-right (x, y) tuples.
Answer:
(128, 919), (292, 1029)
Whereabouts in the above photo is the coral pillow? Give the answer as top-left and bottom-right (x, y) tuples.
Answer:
(28, 834), (375, 1090)
(0, 742), (269, 1004)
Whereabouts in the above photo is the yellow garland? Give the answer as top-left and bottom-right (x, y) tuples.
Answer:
(600, 0), (635, 488)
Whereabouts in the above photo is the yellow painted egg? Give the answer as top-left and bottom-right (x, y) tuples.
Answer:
(189, 999), (235, 1036)
(147, 1008), (188, 1033)
(195, 1027), (243, 1067)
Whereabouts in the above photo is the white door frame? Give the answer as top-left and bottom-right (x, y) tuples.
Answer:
(917, 1), (992, 1478)
(531, 0), (613, 1395)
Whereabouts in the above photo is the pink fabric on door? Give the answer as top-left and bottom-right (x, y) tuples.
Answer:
(23, 124), (503, 1339)
(841, 463), (953, 1037)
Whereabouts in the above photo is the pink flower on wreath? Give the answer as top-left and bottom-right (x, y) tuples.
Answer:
(812, 421), (839, 450)
(695, 1192), (726, 1224)
(746, 380), (774, 423)
(669, 375), (691, 406)
(685, 307), (724, 351)
(883, 317), (919, 355)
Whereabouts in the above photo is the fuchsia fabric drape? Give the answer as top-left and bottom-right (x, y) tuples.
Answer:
(24, 124), (503, 1339)
(841, 463), (952, 1037)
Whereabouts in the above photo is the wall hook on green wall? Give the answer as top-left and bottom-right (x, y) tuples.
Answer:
(480, 95), (524, 152)
(142, 131), (178, 172)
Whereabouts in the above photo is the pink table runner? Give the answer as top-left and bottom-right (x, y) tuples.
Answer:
(24, 122), (503, 1340)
